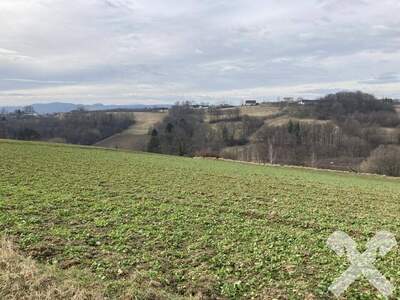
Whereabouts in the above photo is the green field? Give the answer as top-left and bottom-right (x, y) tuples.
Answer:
(1, 140), (400, 299)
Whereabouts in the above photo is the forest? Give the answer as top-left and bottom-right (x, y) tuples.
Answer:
(0, 109), (134, 145)
(148, 92), (400, 176)
(1, 92), (399, 176)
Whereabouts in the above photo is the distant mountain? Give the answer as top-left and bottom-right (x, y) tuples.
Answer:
(0, 102), (171, 114)
(35, 103), (78, 114)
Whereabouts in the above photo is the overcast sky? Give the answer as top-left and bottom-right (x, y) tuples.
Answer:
(1, 0), (400, 105)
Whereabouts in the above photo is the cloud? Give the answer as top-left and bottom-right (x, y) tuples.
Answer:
(360, 73), (400, 85)
(2, 78), (76, 84)
(0, 0), (400, 105)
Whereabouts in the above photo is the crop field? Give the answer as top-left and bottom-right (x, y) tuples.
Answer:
(1, 140), (400, 299)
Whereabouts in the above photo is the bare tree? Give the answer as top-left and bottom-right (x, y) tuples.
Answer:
(360, 145), (400, 176)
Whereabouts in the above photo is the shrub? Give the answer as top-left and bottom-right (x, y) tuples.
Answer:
(360, 145), (400, 176)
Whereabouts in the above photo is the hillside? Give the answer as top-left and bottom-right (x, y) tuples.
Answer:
(1, 140), (400, 299)
(95, 111), (167, 151)
(238, 104), (281, 118)
(147, 94), (400, 175)
(0, 103), (170, 114)
(95, 105), (279, 152)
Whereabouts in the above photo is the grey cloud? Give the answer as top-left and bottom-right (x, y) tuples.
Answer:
(360, 73), (400, 85)
(0, 0), (400, 105)
(299, 88), (351, 95)
(3, 78), (76, 84)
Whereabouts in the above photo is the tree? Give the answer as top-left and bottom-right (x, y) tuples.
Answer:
(149, 103), (207, 156)
(288, 120), (294, 134)
(312, 91), (396, 121)
(360, 145), (400, 177)
(16, 128), (41, 140)
(23, 105), (35, 114)
(148, 129), (161, 153)
(0, 111), (134, 145)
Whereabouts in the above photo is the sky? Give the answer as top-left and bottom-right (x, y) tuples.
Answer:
(1, 0), (400, 106)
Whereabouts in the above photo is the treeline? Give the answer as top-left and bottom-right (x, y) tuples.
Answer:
(0, 111), (134, 145)
(293, 91), (400, 127)
(147, 103), (264, 156)
(226, 92), (400, 174)
(253, 121), (366, 166)
(147, 93), (400, 176)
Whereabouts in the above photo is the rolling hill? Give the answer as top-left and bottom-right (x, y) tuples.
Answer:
(1, 140), (400, 299)
(95, 104), (281, 153)
(95, 111), (167, 151)
(0, 103), (170, 114)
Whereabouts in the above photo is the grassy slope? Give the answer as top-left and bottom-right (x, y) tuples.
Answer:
(237, 104), (280, 118)
(95, 111), (167, 151)
(1, 140), (400, 299)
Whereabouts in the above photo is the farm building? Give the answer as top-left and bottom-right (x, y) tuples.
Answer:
(244, 100), (258, 106)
